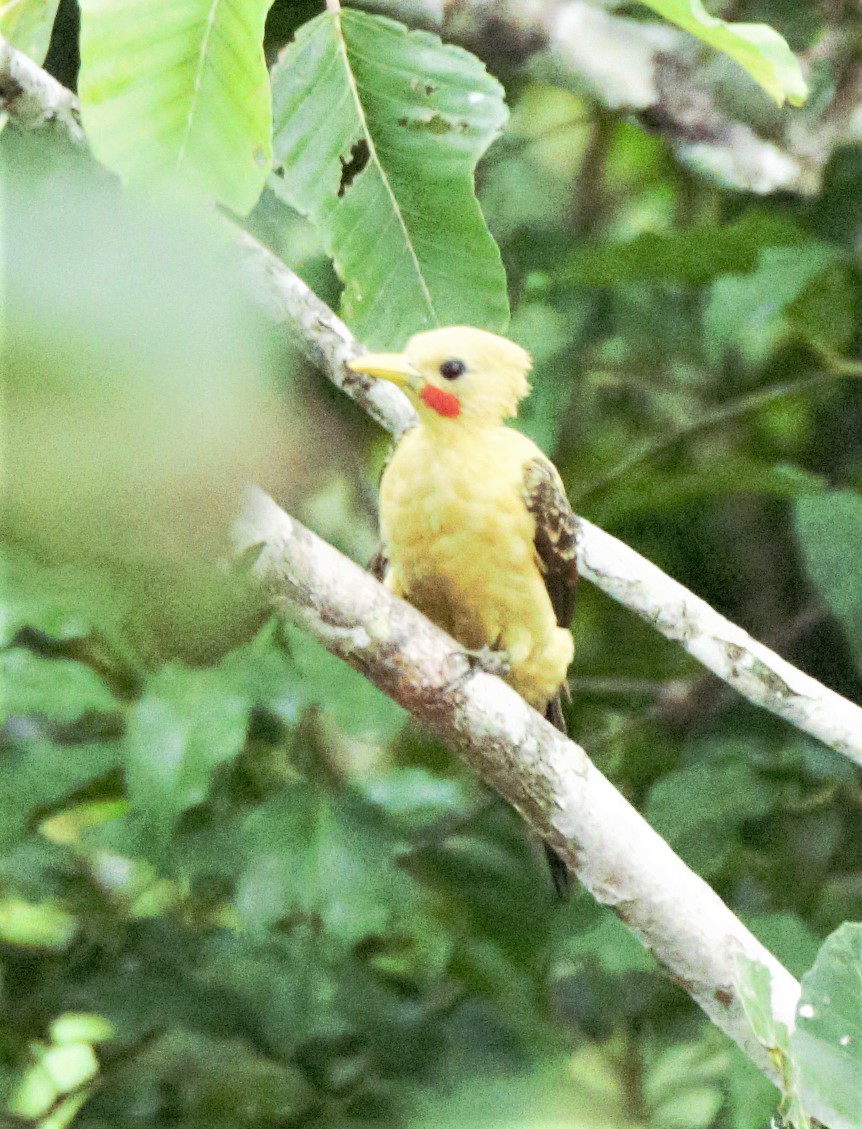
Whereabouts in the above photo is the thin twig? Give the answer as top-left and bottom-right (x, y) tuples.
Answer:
(574, 370), (850, 507)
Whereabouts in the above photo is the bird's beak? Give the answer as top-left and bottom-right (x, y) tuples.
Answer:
(347, 352), (423, 392)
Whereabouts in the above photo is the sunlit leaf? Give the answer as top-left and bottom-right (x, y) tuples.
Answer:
(271, 9), (508, 348)
(78, 0), (272, 213)
(0, 897), (77, 948)
(638, 0), (807, 106)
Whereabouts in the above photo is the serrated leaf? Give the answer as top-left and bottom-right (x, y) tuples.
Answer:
(271, 9), (509, 348)
(639, 0), (807, 106)
(0, 0), (59, 62)
(124, 664), (252, 842)
(793, 492), (862, 672)
(78, 0), (271, 213)
(792, 922), (862, 1129)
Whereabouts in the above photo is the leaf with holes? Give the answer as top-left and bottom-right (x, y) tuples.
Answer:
(77, 0), (271, 214)
(271, 9), (509, 349)
(639, 0), (807, 106)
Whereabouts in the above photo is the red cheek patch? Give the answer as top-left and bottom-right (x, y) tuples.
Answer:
(420, 384), (461, 418)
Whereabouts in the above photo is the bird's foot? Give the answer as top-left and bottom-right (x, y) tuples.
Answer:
(440, 645), (511, 696)
(462, 644), (511, 678)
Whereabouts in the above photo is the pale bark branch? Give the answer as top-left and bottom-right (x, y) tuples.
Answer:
(577, 518), (862, 766)
(236, 248), (862, 769)
(0, 37), (85, 143)
(5, 34), (861, 767)
(234, 485), (800, 1084)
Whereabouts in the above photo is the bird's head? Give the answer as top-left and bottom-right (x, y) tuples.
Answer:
(348, 327), (532, 426)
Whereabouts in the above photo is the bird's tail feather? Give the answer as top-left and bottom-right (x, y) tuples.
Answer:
(543, 692), (572, 899)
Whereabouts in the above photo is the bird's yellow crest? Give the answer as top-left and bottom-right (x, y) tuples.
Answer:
(349, 327), (532, 425)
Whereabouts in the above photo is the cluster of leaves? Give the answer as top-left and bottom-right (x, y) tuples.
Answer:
(3, 0), (862, 1127)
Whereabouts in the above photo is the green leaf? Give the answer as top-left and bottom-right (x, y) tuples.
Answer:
(794, 492), (862, 671)
(0, 739), (120, 848)
(735, 951), (781, 1050)
(728, 1046), (782, 1129)
(564, 214), (804, 289)
(280, 623), (406, 743)
(745, 913), (822, 980)
(124, 664), (252, 842)
(787, 264), (857, 354)
(705, 244), (839, 366)
(1, 551), (132, 650)
(49, 1013), (115, 1046)
(647, 1043), (726, 1129)
(1, 649), (117, 722)
(0, 0), (60, 61)
(638, 0), (807, 106)
(271, 9), (509, 349)
(235, 782), (412, 944)
(77, 0), (272, 214)
(792, 922), (862, 1129)
(563, 911), (655, 974)
(0, 896), (77, 948)
(645, 758), (774, 875)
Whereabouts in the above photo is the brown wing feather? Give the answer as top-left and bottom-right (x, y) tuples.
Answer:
(523, 457), (579, 629)
(524, 457), (578, 899)
(368, 547), (388, 582)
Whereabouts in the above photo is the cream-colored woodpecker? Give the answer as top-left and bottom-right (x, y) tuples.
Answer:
(349, 325), (577, 715)
(350, 324), (577, 749)
(350, 327), (578, 893)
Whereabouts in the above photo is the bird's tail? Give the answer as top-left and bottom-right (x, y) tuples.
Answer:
(543, 693), (572, 898)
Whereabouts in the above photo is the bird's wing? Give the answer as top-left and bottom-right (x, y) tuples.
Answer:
(523, 457), (579, 628)
(368, 546), (389, 582)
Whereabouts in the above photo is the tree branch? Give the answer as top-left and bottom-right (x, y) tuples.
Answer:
(0, 37), (85, 142)
(235, 251), (862, 769)
(5, 33), (861, 767)
(234, 485), (799, 1084)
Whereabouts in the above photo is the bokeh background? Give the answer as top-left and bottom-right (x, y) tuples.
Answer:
(4, 1), (862, 1126)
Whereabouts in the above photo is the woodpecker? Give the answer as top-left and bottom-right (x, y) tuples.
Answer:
(349, 326), (578, 894)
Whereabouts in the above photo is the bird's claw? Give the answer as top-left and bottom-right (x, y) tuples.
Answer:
(462, 645), (511, 678)
(440, 645), (511, 695)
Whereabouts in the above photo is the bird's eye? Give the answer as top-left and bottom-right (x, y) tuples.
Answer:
(439, 359), (466, 380)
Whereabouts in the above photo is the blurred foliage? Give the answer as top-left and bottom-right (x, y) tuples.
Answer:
(3, 1), (862, 1128)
